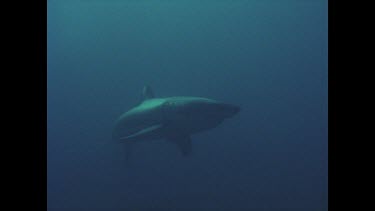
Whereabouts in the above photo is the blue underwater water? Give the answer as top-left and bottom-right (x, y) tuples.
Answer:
(47, 0), (328, 210)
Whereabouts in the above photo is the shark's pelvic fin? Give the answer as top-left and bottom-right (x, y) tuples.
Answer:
(168, 135), (192, 156)
(141, 85), (154, 101)
(120, 124), (163, 141)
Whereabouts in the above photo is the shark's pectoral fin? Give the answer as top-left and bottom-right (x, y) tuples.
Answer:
(120, 124), (163, 141)
(167, 135), (192, 156)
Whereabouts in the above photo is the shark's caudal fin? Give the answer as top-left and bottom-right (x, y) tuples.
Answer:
(123, 141), (134, 162)
(141, 85), (154, 101)
(119, 124), (164, 162)
(167, 135), (192, 156)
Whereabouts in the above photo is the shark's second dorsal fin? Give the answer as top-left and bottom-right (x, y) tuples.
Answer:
(142, 85), (154, 101)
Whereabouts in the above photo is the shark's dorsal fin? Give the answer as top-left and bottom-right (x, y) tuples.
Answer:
(141, 85), (154, 101)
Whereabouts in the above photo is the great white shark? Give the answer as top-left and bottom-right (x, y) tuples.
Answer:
(112, 86), (240, 158)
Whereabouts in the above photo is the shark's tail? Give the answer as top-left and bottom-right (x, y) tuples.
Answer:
(122, 141), (135, 163)
(123, 142), (132, 161)
(112, 133), (135, 164)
